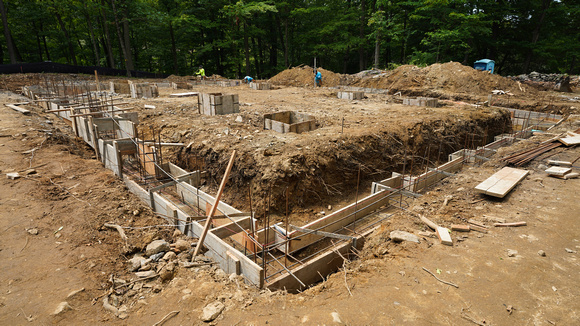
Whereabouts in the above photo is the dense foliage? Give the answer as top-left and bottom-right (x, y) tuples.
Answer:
(0, 0), (578, 77)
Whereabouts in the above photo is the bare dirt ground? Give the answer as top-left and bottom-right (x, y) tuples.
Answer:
(1, 65), (579, 325)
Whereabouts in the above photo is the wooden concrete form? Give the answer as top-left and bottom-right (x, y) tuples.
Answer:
(198, 93), (240, 116)
(283, 190), (391, 254)
(110, 81), (131, 94)
(219, 80), (241, 87)
(413, 157), (463, 192)
(129, 81), (159, 99)
(266, 227), (375, 292)
(475, 167), (529, 198)
(249, 82), (271, 90)
(263, 111), (317, 134)
(169, 92), (199, 98)
(337, 91), (364, 100)
(403, 97), (438, 107)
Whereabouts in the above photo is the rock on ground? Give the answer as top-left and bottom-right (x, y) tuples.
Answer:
(200, 301), (225, 322)
(51, 302), (72, 316)
(390, 230), (420, 243)
(146, 239), (170, 256)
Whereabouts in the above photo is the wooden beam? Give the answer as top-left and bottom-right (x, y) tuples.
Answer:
(289, 225), (356, 241)
(5, 104), (30, 115)
(193, 150), (236, 257)
(210, 216), (252, 238)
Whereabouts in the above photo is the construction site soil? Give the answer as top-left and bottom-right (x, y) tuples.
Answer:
(1, 63), (579, 325)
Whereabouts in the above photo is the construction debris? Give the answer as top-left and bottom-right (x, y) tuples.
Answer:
(502, 142), (562, 166)
(494, 222), (527, 227)
(389, 230), (420, 243)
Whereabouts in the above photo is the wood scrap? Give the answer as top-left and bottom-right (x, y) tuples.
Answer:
(467, 219), (489, 229)
(419, 215), (439, 231)
(469, 225), (489, 233)
(5, 103), (30, 115)
(494, 222), (527, 227)
(422, 267), (458, 288)
(545, 166), (571, 176)
(483, 215), (506, 223)
(436, 227), (453, 246)
(104, 223), (128, 243)
(547, 160), (572, 166)
(152, 311), (180, 326)
(451, 225), (470, 232)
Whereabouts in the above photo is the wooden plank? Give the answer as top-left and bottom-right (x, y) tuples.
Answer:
(451, 224), (470, 232)
(436, 227), (453, 246)
(5, 104), (30, 115)
(494, 222), (527, 227)
(123, 176), (151, 206)
(474, 167), (529, 198)
(169, 92), (199, 98)
(545, 166), (571, 176)
(547, 160), (572, 166)
(194, 150), (236, 257)
(210, 216), (252, 238)
(559, 135), (580, 146)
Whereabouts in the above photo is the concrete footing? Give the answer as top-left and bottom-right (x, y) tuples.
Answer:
(264, 111), (317, 134)
(337, 91), (364, 100)
(403, 97), (438, 107)
(249, 82), (271, 90)
(198, 93), (240, 115)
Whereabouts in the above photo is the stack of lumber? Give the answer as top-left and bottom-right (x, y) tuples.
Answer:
(558, 131), (580, 146)
(545, 166), (578, 179)
(475, 167), (529, 198)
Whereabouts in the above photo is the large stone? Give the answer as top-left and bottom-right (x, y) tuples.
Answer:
(170, 239), (190, 253)
(128, 256), (146, 272)
(51, 302), (72, 316)
(200, 301), (225, 322)
(146, 239), (170, 256)
(390, 230), (420, 244)
(163, 251), (177, 261)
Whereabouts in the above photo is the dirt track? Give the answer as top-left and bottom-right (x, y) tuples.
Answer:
(1, 66), (580, 325)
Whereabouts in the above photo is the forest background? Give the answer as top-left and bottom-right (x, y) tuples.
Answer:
(0, 0), (578, 78)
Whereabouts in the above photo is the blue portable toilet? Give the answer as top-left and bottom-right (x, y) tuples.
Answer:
(474, 59), (495, 74)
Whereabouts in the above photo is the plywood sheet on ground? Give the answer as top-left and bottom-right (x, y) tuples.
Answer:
(475, 167), (528, 198)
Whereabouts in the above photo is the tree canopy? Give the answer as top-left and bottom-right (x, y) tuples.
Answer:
(0, 0), (578, 77)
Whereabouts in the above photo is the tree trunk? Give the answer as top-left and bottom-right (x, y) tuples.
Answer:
(122, 2), (134, 71)
(358, 0), (367, 71)
(244, 21), (250, 76)
(400, 10), (407, 63)
(100, 0), (115, 68)
(110, 0), (131, 76)
(373, 32), (380, 69)
(169, 20), (178, 74)
(284, 19), (289, 67)
(52, 2), (77, 65)
(83, 2), (100, 66)
(41, 22), (51, 61)
(522, 0), (551, 73)
(33, 21), (43, 61)
(0, 0), (17, 63)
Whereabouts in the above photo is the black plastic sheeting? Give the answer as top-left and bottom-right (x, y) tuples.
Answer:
(0, 62), (168, 78)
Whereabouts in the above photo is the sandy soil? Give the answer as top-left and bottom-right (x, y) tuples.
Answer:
(1, 66), (579, 325)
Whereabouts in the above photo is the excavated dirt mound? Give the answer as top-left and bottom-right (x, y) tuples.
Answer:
(269, 66), (353, 87)
(353, 62), (537, 97)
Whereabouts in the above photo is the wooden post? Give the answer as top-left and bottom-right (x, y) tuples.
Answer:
(193, 150), (236, 258)
(95, 70), (101, 92)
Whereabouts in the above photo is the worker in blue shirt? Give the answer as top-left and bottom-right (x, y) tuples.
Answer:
(244, 76), (254, 83)
(314, 69), (322, 87)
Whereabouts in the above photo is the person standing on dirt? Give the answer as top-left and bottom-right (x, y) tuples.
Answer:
(314, 69), (322, 87)
(196, 65), (205, 80)
(244, 76), (254, 84)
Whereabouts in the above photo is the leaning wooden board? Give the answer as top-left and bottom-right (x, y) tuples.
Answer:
(475, 167), (529, 198)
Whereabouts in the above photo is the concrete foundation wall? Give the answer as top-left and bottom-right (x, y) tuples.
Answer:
(199, 93), (240, 116)
(403, 97), (438, 107)
(337, 91), (364, 100)
(249, 82), (271, 90)
(263, 111), (317, 134)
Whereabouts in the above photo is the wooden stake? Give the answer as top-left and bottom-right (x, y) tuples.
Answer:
(94, 70), (101, 92)
(192, 150), (236, 257)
